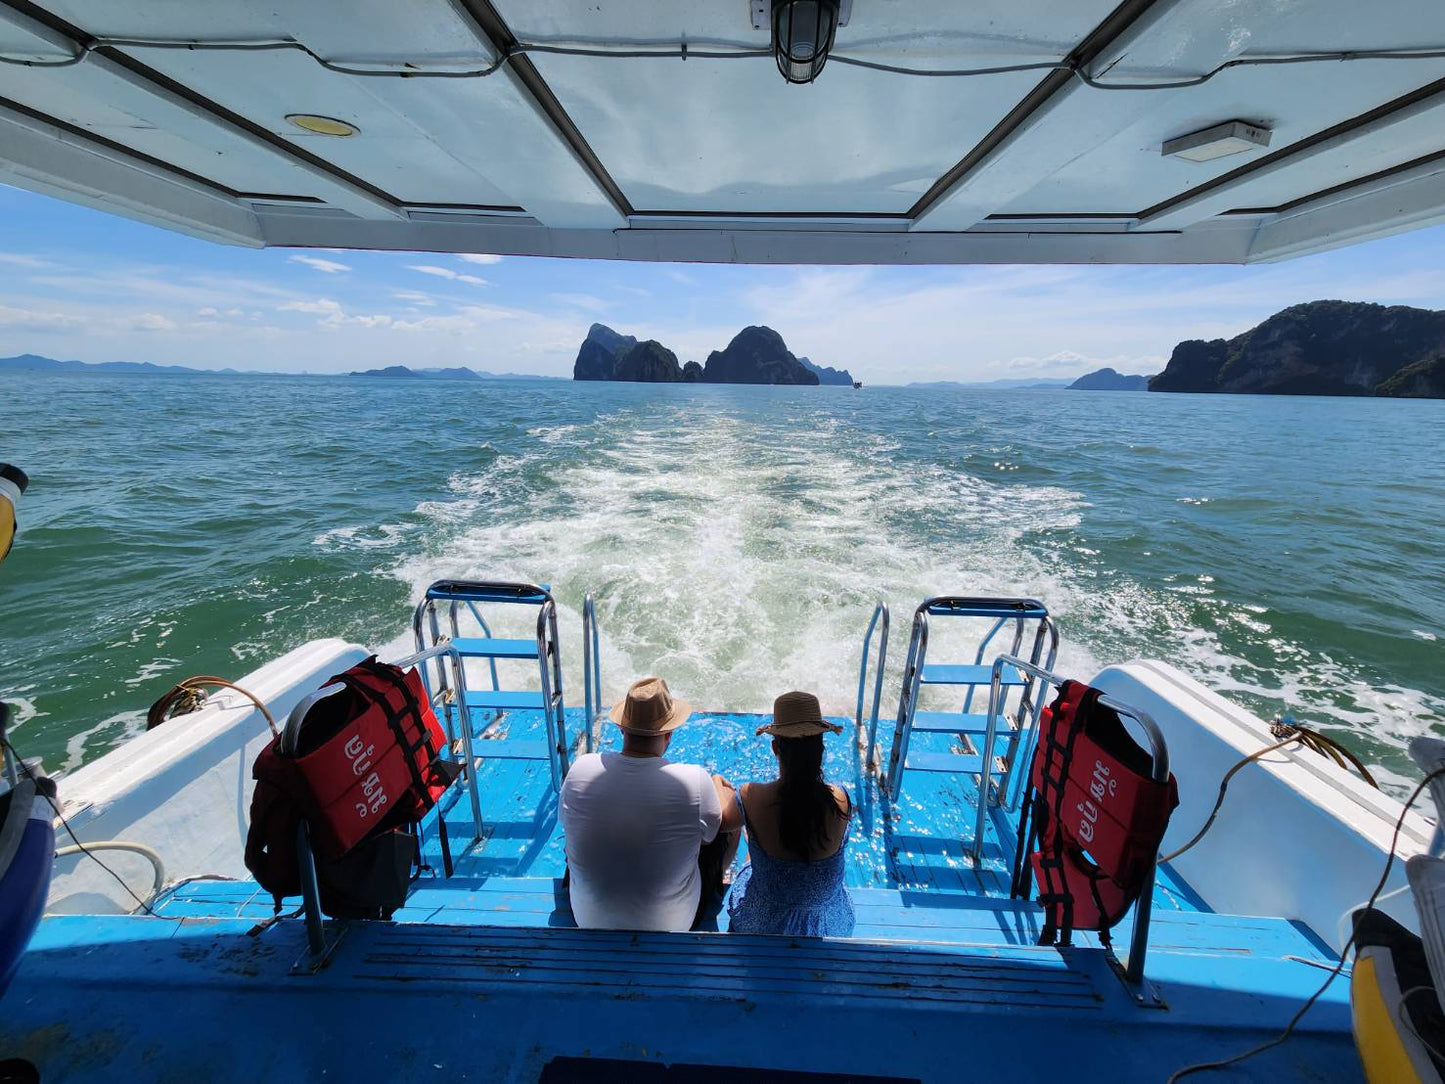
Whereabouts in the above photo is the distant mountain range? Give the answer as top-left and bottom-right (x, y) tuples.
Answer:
(348, 365), (553, 380)
(0, 353), (246, 376)
(0, 354), (557, 381)
(574, 324), (856, 386)
(908, 378), (1073, 390)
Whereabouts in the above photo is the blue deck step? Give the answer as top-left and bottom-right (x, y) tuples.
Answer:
(466, 689), (546, 711)
(473, 738), (551, 761)
(910, 710), (1005, 734)
(920, 663), (1026, 687)
(904, 752), (994, 775)
(451, 636), (539, 660)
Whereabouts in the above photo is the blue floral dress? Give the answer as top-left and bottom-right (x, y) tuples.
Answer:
(726, 788), (855, 937)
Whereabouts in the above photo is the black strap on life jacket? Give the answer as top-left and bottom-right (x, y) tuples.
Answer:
(336, 658), (454, 879)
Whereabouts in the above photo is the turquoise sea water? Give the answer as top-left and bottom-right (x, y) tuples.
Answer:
(1, 373), (1441, 791)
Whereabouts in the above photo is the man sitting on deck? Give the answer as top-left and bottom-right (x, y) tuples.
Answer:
(560, 676), (741, 931)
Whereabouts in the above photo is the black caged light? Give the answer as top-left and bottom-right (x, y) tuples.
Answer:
(772, 0), (839, 84)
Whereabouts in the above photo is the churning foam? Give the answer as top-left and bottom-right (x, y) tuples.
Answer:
(389, 398), (1441, 789)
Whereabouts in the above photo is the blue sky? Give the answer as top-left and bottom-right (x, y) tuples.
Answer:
(3, 182), (1445, 383)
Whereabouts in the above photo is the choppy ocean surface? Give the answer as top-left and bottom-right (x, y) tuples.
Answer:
(2, 373), (1441, 792)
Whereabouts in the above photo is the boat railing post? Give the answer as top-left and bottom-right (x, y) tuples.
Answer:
(535, 600), (567, 789)
(390, 642), (484, 842)
(856, 601), (889, 768)
(296, 820), (327, 960)
(973, 652), (1067, 862)
(1097, 694), (1170, 990)
(886, 608), (929, 798)
(1002, 616), (1061, 810)
(582, 594), (601, 754)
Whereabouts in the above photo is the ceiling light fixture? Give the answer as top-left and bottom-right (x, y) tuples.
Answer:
(771, 0), (840, 84)
(285, 114), (359, 137)
(1162, 120), (1271, 163)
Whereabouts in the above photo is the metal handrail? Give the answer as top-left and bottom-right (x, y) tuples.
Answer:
(999, 616), (1061, 811)
(886, 597), (1056, 801)
(413, 579), (570, 788)
(387, 642), (484, 842)
(535, 598), (569, 789)
(856, 601), (890, 768)
(885, 607), (930, 795)
(979, 653), (1169, 987)
(582, 593), (601, 754)
(294, 640), (483, 964)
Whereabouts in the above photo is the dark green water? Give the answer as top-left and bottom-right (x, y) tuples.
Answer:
(1, 373), (1441, 791)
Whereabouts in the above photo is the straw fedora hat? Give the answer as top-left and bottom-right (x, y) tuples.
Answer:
(610, 676), (692, 734)
(755, 691), (844, 738)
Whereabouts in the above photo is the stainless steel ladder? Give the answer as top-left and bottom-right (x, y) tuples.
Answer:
(883, 596), (1059, 808)
(412, 579), (570, 790)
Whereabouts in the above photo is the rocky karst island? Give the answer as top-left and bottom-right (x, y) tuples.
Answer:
(1149, 300), (1445, 398)
(572, 324), (854, 386)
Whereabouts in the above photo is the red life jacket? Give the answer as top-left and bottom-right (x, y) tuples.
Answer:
(245, 656), (455, 909)
(1021, 679), (1178, 947)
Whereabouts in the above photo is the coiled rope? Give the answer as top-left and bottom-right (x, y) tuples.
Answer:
(146, 676), (277, 737)
(1161, 716), (1377, 863)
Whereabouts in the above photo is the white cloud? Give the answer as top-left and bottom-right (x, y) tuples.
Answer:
(550, 292), (608, 313)
(197, 306), (219, 317)
(0, 304), (87, 331)
(407, 265), (488, 286)
(392, 290), (437, 307)
(0, 253), (50, 269)
(289, 255), (351, 274)
(279, 298), (343, 315)
(279, 297), (392, 329)
(123, 312), (178, 332)
(457, 253), (503, 265)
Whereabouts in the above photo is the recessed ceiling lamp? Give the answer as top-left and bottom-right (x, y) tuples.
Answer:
(771, 0), (842, 84)
(286, 114), (359, 137)
(1162, 120), (1271, 163)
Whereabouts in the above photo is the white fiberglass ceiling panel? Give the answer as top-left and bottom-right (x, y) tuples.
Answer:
(111, 48), (524, 210)
(496, 0), (1123, 214)
(0, 60), (335, 199)
(996, 58), (1445, 216)
(25, 0), (626, 226)
(904, 0), (1445, 228)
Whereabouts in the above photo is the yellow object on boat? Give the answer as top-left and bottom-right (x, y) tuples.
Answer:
(0, 463), (25, 564)
(1351, 908), (1444, 1084)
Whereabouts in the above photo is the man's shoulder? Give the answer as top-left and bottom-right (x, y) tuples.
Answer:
(562, 752), (606, 786)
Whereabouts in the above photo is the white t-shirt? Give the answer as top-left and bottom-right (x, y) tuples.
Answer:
(559, 752), (722, 932)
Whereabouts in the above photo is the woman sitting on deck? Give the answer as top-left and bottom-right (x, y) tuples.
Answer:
(727, 691), (855, 937)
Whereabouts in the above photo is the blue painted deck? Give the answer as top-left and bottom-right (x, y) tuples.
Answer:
(2, 706), (1360, 1081)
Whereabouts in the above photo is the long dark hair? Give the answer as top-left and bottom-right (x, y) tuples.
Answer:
(773, 734), (845, 858)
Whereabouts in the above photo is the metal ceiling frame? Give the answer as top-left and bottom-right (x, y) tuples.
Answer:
(1, 0), (1443, 260)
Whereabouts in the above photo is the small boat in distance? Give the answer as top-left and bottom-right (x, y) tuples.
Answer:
(853, 380), (863, 389)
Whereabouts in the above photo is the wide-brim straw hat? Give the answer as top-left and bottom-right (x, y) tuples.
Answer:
(610, 676), (692, 735)
(755, 691), (844, 738)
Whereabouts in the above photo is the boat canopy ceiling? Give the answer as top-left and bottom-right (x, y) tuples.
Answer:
(3, 0), (1445, 264)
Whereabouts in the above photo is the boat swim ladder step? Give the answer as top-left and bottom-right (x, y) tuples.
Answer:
(882, 597), (1059, 826)
(413, 579), (570, 792)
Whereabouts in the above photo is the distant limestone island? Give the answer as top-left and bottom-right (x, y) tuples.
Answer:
(1068, 368), (1151, 391)
(573, 324), (856, 386)
(1149, 300), (1445, 399)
